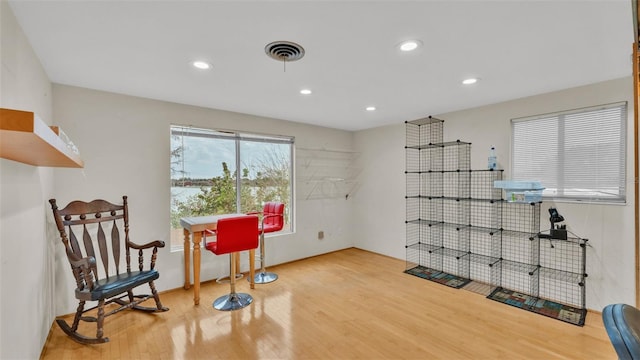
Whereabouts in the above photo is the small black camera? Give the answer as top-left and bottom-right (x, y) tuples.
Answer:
(548, 207), (567, 240)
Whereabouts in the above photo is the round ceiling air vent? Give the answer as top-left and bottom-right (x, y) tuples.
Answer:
(265, 41), (305, 62)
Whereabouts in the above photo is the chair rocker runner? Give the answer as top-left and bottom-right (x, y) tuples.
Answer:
(247, 202), (285, 284)
(49, 196), (168, 344)
(204, 215), (259, 311)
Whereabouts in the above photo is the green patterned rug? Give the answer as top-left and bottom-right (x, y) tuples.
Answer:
(405, 266), (471, 289)
(487, 287), (586, 326)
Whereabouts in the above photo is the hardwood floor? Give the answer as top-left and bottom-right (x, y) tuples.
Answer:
(40, 248), (616, 359)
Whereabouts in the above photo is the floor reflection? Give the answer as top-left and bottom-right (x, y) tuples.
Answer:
(170, 283), (289, 359)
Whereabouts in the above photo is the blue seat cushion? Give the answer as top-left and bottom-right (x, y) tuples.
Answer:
(603, 303), (640, 360)
(76, 270), (159, 301)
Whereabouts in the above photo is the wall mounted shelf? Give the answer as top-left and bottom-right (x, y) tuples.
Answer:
(0, 108), (83, 168)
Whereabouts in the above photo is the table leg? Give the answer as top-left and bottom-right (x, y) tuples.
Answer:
(183, 229), (191, 290)
(249, 249), (255, 289)
(193, 231), (202, 305)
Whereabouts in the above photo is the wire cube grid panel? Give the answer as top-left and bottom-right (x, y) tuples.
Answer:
(469, 254), (501, 289)
(500, 260), (540, 296)
(442, 223), (470, 252)
(423, 172), (444, 197)
(438, 248), (470, 278)
(421, 197), (443, 223)
(502, 202), (541, 234)
(537, 237), (587, 308)
(442, 171), (470, 198)
(500, 202), (541, 299)
(442, 199), (470, 225)
(539, 237), (585, 274)
(471, 170), (503, 200)
(446, 142), (471, 171)
(406, 220), (444, 271)
(422, 222), (444, 248)
(406, 197), (420, 225)
(501, 231), (539, 265)
(469, 228), (501, 259)
(470, 200), (502, 229)
(406, 172), (420, 197)
(406, 246), (420, 270)
(406, 148), (421, 173)
(405, 117), (444, 148)
(406, 220), (420, 248)
(421, 247), (444, 271)
(434, 141), (471, 172)
(538, 269), (584, 308)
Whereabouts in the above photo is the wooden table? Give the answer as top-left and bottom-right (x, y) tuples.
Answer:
(180, 214), (256, 305)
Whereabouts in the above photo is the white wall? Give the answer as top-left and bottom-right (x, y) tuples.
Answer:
(352, 124), (406, 259)
(0, 1), (56, 358)
(51, 84), (355, 314)
(353, 76), (635, 311)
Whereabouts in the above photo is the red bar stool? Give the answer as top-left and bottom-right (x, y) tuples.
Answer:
(204, 215), (259, 311)
(247, 202), (285, 284)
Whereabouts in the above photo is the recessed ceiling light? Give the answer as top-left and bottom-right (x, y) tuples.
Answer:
(462, 78), (478, 85)
(192, 61), (211, 70)
(399, 40), (421, 52)
(366, 106), (376, 111)
(300, 89), (312, 95)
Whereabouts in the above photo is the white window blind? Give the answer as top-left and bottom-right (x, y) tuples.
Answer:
(511, 102), (626, 203)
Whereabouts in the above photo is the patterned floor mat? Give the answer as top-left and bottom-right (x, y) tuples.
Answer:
(405, 266), (472, 289)
(487, 287), (586, 326)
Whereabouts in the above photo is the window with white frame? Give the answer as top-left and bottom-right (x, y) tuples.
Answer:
(170, 125), (294, 250)
(511, 102), (627, 203)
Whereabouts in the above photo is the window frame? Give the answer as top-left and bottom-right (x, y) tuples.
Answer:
(170, 124), (295, 250)
(510, 101), (627, 204)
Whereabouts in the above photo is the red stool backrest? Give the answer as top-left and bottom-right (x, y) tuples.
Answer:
(209, 215), (259, 255)
(262, 202), (285, 233)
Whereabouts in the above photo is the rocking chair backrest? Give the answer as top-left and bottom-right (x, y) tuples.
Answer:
(49, 195), (167, 344)
(50, 196), (132, 288)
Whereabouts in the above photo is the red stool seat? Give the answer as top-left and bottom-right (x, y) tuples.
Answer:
(204, 215), (259, 311)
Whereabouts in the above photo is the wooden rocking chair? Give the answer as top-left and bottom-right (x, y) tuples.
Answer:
(49, 196), (169, 344)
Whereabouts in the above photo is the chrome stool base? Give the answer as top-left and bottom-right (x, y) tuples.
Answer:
(213, 293), (253, 311)
(251, 271), (278, 284)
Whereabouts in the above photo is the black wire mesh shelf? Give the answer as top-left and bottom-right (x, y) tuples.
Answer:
(404, 117), (587, 325)
(469, 253), (501, 266)
(406, 219), (442, 226)
(500, 259), (539, 275)
(502, 229), (538, 240)
(539, 267), (585, 284)
(432, 247), (468, 259)
(405, 140), (472, 150)
(406, 243), (442, 253)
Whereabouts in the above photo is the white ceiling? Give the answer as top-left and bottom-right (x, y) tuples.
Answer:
(8, 0), (634, 131)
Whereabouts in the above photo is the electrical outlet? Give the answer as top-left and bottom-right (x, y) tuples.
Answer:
(318, 231), (324, 240)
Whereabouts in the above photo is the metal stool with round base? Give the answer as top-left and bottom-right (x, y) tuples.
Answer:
(214, 293), (253, 311)
(204, 215), (259, 311)
(246, 202), (285, 285)
(254, 272), (278, 284)
(253, 231), (279, 284)
(213, 252), (254, 311)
